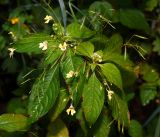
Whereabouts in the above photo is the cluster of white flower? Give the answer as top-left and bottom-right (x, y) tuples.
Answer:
(52, 23), (58, 31)
(66, 70), (78, 79)
(92, 53), (102, 63)
(39, 41), (48, 50)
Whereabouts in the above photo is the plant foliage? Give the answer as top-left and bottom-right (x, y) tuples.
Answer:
(0, 0), (160, 136)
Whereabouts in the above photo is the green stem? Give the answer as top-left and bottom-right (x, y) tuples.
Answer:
(154, 114), (160, 137)
(69, 0), (77, 22)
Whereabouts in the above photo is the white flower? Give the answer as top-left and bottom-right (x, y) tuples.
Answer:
(66, 71), (75, 78)
(8, 48), (16, 58)
(44, 15), (53, 23)
(39, 41), (48, 50)
(92, 53), (102, 63)
(59, 42), (67, 51)
(107, 90), (114, 100)
(8, 31), (16, 40)
(8, 31), (14, 36)
(66, 104), (76, 116)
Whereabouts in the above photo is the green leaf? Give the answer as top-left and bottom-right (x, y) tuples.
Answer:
(128, 120), (143, 137)
(50, 89), (69, 122)
(76, 109), (89, 136)
(119, 9), (150, 32)
(143, 69), (159, 82)
(140, 83), (157, 106)
(92, 107), (112, 137)
(145, 0), (158, 11)
(2, 58), (19, 73)
(12, 33), (56, 54)
(82, 73), (105, 125)
(104, 33), (123, 54)
(44, 47), (62, 65)
(28, 64), (60, 122)
(121, 69), (136, 87)
(125, 92), (135, 102)
(0, 114), (28, 132)
(88, 1), (113, 31)
(103, 53), (133, 70)
(153, 37), (160, 55)
(47, 119), (69, 137)
(60, 48), (84, 80)
(67, 22), (95, 39)
(7, 98), (27, 114)
(76, 42), (94, 58)
(140, 63), (159, 82)
(0, 36), (5, 50)
(89, 1), (113, 19)
(157, 78), (160, 87)
(108, 93), (130, 127)
(90, 34), (108, 51)
(100, 63), (123, 90)
(71, 76), (85, 107)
